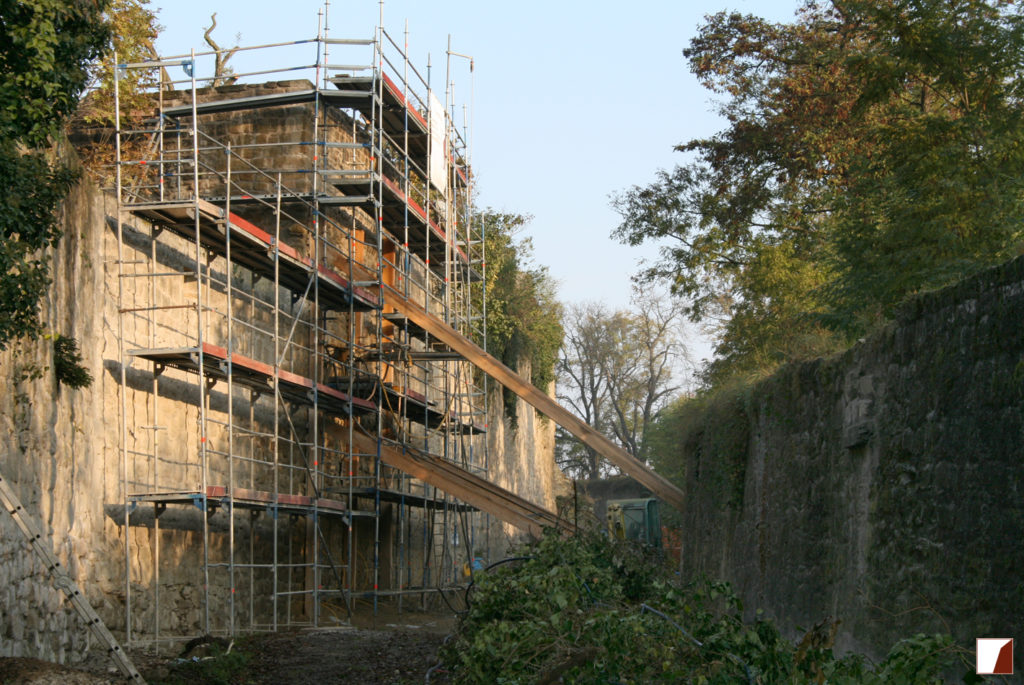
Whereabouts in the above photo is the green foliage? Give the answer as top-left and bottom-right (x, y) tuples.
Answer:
(0, 149), (79, 347)
(614, 0), (1024, 387)
(78, 0), (162, 125)
(440, 532), (961, 684)
(0, 0), (110, 146)
(476, 210), (563, 422)
(53, 334), (92, 388)
(647, 381), (754, 510)
(0, 0), (111, 350)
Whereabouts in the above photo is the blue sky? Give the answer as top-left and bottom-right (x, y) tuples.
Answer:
(154, 0), (802, 364)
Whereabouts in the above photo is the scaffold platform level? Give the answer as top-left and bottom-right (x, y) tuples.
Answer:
(384, 384), (447, 429)
(381, 311), (438, 344)
(202, 192), (376, 208)
(129, 343), (378, 416)
(446, 415), (486, 435)
(127, 200), (381, 312)
(332, 73), (429, 158)
(128, 486), (373, 520)
(362, 349), (463, 362)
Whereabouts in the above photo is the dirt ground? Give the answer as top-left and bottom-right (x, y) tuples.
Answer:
(239, 607), (456, 685)
(0, 605), (459, 685)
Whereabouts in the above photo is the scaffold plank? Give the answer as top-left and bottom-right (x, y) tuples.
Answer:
(129, 486), (356, 519)
(345, 486), (476, 512)
(161, 89), (313, 116)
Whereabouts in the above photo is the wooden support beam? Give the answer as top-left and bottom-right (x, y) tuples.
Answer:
(379, 287), (687, 513)
(350, 432), (568, 538)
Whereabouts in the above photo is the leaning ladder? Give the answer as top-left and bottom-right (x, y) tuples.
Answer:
(0, 471), (145, 683)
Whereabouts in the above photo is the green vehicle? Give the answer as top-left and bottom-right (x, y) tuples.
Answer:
(606, 498), (662, 549)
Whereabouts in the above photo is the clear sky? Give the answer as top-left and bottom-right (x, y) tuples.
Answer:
(154, 0), (803, 364)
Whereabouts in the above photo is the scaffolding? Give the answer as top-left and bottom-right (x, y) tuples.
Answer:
(112, 20), (495, 644)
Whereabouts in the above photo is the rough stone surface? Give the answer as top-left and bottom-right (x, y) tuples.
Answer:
(0, 175), (122, 666)
(0, 127), (559, 664)
(672, 255), (1024, 667)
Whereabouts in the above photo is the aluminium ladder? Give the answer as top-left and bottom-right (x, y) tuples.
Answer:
(0, 471), (144, 683)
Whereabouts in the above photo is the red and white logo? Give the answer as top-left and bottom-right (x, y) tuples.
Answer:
(976, 638), (1014, 675)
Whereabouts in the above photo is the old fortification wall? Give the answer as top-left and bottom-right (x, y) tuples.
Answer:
(0, 167), (560, 663)
(486, 367), (566, 555)
(672, 255), (1024, 665)
(0, 174), (122, 662)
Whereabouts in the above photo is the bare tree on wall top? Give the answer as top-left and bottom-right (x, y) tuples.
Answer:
(203, 13), (239, 87)
(556, 287), (691, 480)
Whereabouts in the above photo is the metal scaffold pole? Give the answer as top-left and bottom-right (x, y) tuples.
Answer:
(113, 48), (133, 648)
(312, 13), (323, 628)
(273, 174), (282, 631)
(372, 12), (384, 617)
(225, 143), (236, 636)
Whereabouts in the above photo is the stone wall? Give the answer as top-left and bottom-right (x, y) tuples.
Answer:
(671, 255), (1024, 666)
(0, 172), (122, 662)
(485, 361), (568, 556)
(0, 168), (560, 663)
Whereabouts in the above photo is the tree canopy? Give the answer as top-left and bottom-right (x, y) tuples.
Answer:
(474, 210), (563, 422)
(0, 0), (111, 348)
(613, 0), (1024, 385)
(557, 290), (689, 479)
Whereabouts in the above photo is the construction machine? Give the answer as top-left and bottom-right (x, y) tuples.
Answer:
(606, 497), (662, 549)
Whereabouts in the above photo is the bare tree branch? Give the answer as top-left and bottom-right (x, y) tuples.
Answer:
(203, 13), (240, 87)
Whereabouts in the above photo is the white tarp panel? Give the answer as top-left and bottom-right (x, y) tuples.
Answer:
(428, 92), (448, 198)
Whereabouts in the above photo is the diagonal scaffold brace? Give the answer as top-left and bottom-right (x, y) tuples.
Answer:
(0, 471), (145, 683)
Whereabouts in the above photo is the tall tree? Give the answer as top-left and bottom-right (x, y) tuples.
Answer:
(556, 302), (611, 478)
(602, 289), (689, 462)
(0, 0), (110, 347)
(556, 289), (689, 479)
(613, 0), (1024, 386)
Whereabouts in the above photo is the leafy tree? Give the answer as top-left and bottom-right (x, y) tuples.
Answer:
(0, 0), (110, 350)
(614, 0), (1024, 386)
(556, 288), (689, 479)
(475, 210), (564, 423)
(827, 0), (1024, 321)
(77, 0), (162, 125)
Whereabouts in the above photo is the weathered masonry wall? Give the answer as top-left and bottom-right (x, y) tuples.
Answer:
(0, 171), (559, 663)
(0, 174), (121, 662)
(673, 255), (1024, 666)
